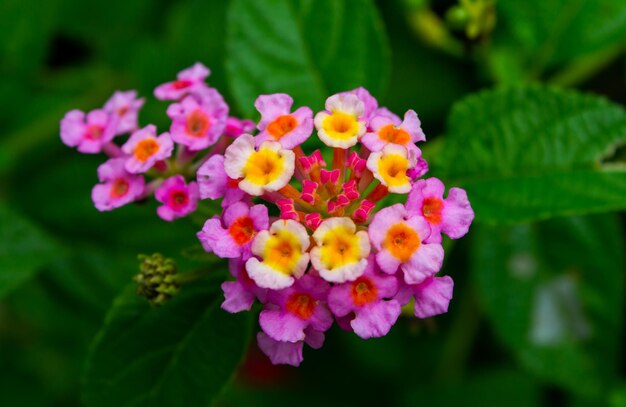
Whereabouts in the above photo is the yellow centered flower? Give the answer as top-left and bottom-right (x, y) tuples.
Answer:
(314, 94), (366, 148)
(224, 134), (295, 196)
(311, 217), (370, 283)
(247, 219), (310, 289)
(367, 144), (416, 194)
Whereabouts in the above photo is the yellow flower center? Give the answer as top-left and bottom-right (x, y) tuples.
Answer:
(319, 225), (362, 270)
(378, 153), (410, 188)
(322, 112), (359, 141)
(262, 229), (304, 275)
(383, 223), (420, 261)
(243, 148), (286, 186)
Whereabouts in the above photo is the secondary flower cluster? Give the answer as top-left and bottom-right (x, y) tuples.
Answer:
(60, 63), (254, 220)
(197, 87), (475, 366)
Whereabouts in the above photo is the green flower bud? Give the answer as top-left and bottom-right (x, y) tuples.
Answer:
(135, 253), (179, 306)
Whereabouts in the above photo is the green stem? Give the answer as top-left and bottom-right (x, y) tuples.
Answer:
(547, 44), (625, 87)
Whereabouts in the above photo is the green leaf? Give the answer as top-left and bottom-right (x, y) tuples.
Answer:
(0, 204), (58, 298)
(226, 0), (390, 117)
(472, 214), (625, 397)
(83, 279), (253, 407)
(491, 0), (626, 81)
(435, 86), (626, 223)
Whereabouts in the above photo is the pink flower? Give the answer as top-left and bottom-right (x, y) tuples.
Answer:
(91, 158), (145, 211)
(154, 62), (210, 101)
(259, 274), (333, 343)
(220, 258), (267, 313)
(254, 93), (313, 149)
(337, 87), (379, 122)
(395, 275), (454, 318)
(167, 88), (229, 151)
(369, 203), (444, 284)
(328, 257), (401, 339)
(60, 109), (117, 154)
(225, 116), (256, 138)
(257, 327), (325, 367)
(197, 201), (269, 259)
(196, 154), (246, 206)
(103, 90), (144, 135)
(406, 177), (474, 243)
(361, 110), (425, 153)
(154, 175), (199, 221)
(121, 125), (174, 173)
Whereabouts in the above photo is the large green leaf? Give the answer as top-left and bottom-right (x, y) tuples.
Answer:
(434, 86), (626, 223)
(226, 0), (390, 117)
(472, 214), (625, 397)
(83, 279), (252, 407)
(0, 204), (58, 298)
(490, 0), (626, 82)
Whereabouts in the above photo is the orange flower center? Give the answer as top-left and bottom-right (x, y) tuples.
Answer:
(186, 109), (211, 137)
(134, 138), (160, 162)
(422, 197), (443, 224)
(110, 179), (129, 198)
(351, 277), (378, 306)
(228, 216), (256, 245)
(378, 124), (411, 145)
(267, 115), (297, 140)
(285, 293), (316, 319)
(384, 223), (420, 262)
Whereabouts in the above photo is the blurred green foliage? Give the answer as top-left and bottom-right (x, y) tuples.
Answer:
(1, 0), (626, 406)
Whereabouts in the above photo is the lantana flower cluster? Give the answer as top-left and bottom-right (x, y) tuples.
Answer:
(60, 63), (474, 367)
(60, 63), (253, 220)
(196, 83), (474, 365)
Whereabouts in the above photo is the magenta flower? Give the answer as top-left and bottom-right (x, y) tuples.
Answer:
(254, 93), (313, 149)
(225, 116), (256, 138)
(154, 175), (199, 221)
(257, 327), (325, 367)
(328, 257), (401, 339)
(395, 275), (454, 318)
(361, 109), (425, 153)
(167, 88), (228, 151)
(154, 62), (210, 101)
(369, 203), (444, 284)
(121, 125), (174, 174)
(220, 258), (267, 313)
(60, 109), (117, 154)
(103, 90), (145, 135)
(197, 201), (269, 259)
(91, 158), (145, 211)
(259, 274), (333, 343)
(196, 154), (246, 205)
(406, 177), (474, 243)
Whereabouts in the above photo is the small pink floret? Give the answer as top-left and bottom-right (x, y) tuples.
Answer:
(154, 175), (199, 221)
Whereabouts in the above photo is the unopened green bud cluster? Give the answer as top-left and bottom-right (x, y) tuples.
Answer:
(135, 253), (179, 306)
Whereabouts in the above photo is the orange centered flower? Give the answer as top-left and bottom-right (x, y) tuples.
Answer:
(228, 216), (256, 245)
(351, 277), (378, 306)
(110, 179), (129, 198)
(378, 124), (411, 145)
(117, 106), (129, 116)
(134, 138), (160, 162)
(384, 223), (421, 261)
(267, 115), (297, 140)
(186, 109), (211, 137)
(285, 293), (316, 319)
(86, 125), (104, 140)
(422, 197), (443, 224)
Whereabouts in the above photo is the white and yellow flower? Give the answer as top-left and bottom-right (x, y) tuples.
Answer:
(246, 219), (310, 289)
(314, 94), (366, 148)
(366, 144), (417, 194)
(310, 217), (370, 283)
(224, 134), (295, 196)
